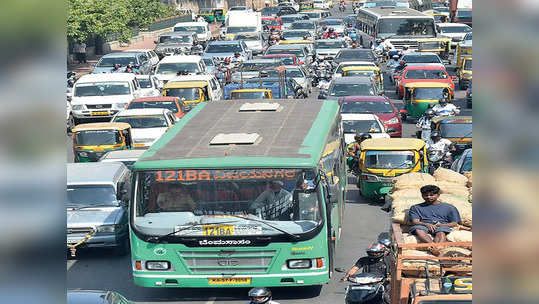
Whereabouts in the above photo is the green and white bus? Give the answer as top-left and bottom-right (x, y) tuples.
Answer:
(129, 100), (347, 288)
(357, 7), (436, 49)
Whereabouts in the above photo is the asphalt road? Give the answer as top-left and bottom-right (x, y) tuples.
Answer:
(66, 5), (471, 303)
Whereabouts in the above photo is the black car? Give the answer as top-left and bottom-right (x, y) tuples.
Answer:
(334, 49), (376, 64)
(67, 290), (132, 304)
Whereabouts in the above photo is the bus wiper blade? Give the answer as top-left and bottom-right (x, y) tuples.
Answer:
(67, 204), (118, 211)
(227, 215), (300, 240)
(147, 220), (239, 243)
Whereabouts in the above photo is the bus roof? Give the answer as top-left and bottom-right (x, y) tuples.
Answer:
(359, 7), (431, 18)
(134, 100), (340, 169)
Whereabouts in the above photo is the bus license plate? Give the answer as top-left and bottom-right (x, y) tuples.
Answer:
(208, 278), (251, 285)
(203, 225), (234, 236)
(91, 111), (110, 116)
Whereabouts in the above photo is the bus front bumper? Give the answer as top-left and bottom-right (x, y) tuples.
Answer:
(133, 270), (329, 288)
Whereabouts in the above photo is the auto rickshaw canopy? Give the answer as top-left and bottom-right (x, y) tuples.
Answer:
(164, 81), (208, 89)
(360, 138), (426, 151)
(431, 116), (472, 125)
(72, 122), (131, 133)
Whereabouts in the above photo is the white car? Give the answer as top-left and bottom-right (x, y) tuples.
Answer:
(154, 55), (207, 83)
(70, 73), (142, 124)
(341, 113), (390, 144)
(111, 108), (177, 148)
(436, 23), (472, 43)
(135, 75), (162, 97)
(129, 49), (160, 71)
(450, 148), (472, 174)
(173, 22), (212, 46)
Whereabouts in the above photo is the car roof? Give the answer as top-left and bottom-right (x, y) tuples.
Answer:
(174, 22), (208, 26)
(167, 74), (215, 82)
(403, 52), (440, 57)
(208, 40), (242, 45)
(341, 113), (379, 120)
(100, 52), (139, 58)
(67, 163), (127, 185)
(404, 64), (446, 70)
(262, 54), (296, 58)
(100, 149), (148, 160)
(315, 39), (345, 42)
(159, 31), (194, 37)
(340, 95), (390, 102)
(243, 59), (283, 63)
(158, 55), (202, 63)
(267, 44), (305, 49)
(282, 14), (305, 18)
(437, 23), (470, 27)
(132, 96), (178, 102)
(76, 73), (136, 83)
(292, 20), (316, 23)
(332, 76), (373, 84)
(115, 108), (170, 116)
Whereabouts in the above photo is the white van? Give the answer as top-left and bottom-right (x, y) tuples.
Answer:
(165, 74), (224, 101)
(154, 55), (207, 83)
(173, 22), (212, 47)
(70, 73), (142, 124)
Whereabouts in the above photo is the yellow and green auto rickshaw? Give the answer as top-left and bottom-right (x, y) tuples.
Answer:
(199, 8), (226, 23)
(341, 66), (383, 92)
(417, 38), (452, 61)
(299, 0), (315, 11)
(230, 89), (273, 100)
(401, 82), (452, 121)
(458, 56), (472, 90)
(72, 122), (133, 163)
(358, 138), (428, 200)
(163, 81), (208, 105)
(431, 116), (472, 155)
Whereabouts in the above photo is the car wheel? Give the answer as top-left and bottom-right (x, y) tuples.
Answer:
(114, 237), (130, 256)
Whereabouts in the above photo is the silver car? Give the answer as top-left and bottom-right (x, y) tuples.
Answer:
(67, 163), (131, 255)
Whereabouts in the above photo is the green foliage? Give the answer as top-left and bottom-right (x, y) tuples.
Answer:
(67, 0), (176, 43)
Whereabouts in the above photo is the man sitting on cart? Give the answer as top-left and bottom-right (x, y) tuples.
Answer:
(409, 185), (461, 247)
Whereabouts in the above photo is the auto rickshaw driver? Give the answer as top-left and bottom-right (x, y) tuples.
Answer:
(346, 133), (372, 174)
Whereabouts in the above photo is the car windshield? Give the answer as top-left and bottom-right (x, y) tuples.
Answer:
(262, 18), (280, 26)
(261, 6), (279, 16)
(457, 10), (472, 18)
(165, 88), (201, 101)
(114, 115), (168, 128)
(377, 18), (436, 38)
(67, 185), (118, 207)
(342, 119), (382, 134)
(206, 43), (243, 53)
(174, 26), (205, 34)
(266, 48), (305, 57)
(156, 63), (199, 74)
(74, 82), (131, 96)
(413, 87), (447, 100)
(283, 31), (311, 38)
(97, 56), (137, 67)
(341, 101), (394, 114)
(227, 27), (257, 34)
(281, 16), (300, 23)
(230, 91), (268, 99)
(128, 100), (179, 112)
(133, 169), (322, 237)
(315, 40), (345, 48)
(336, 50), (374, 61)
(291, 22), (315, 29)
(365, 151), (415, 169)
(202, 58), (215, 66)
(364, 1), (408, 7)
(405, 69), (448, 79)
(303, 12), (321, 18)
(241, 62), (280, 71)
(439, 123), (472, 138)
(464, 59), (472, 70)
(74, 130), (122, 146)
(236, 34), (260, 41)
(403, 55), (441, 63)
(463, 33), (472, 40)
(137, 78), (153, 88)
(320, 19), (343, 26)
(159, 35), (192, 43)
(440, 26), (471, 33)
(329, 83), (375, 96)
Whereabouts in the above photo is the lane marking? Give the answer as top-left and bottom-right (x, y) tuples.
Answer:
(205, 296), (216, 304)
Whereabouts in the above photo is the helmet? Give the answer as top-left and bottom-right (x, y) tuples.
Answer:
(366, 242), (386, 258)
(431, 130), (441, 138)
(439, 97), (448, 105)
(392, 55), (399, 60)
(248, 287), (272, 304)
(355, 132), (371, 142)
(322, 25), (328, 30)
(224, 57), (231, 63)
(329, 27), (335, 32)
(425, 109), (435, 117)
(379, 238), (391, 248)
(234, 52), (241, 57)
(375, 38), (382, 44)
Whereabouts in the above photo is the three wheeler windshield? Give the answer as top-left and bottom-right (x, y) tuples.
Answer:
(364, 151), (415, 169)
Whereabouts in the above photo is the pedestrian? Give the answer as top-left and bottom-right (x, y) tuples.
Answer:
(73, 41), (87, 64)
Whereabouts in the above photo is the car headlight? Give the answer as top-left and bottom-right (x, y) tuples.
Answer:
(385, 117), (399, 124)
(146, 261), (170, 270)
(97, 224), (120, 233)
(113, 103), (128, 110)
(72, 105), (84, 111)
(287, 259), (312, 269)
(77, 151), (89, 157)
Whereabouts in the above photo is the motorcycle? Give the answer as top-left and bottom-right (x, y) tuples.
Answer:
(427, 147), (453, 174)
(345, 273), (390, 304)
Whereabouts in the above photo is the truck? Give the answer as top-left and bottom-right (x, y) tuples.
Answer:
(224, 11), (262, 39)
(449, 0), (472, 26)
(389, 222), (472, 304)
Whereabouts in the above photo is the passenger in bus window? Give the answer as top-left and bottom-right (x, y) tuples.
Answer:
(249, 181), (291, 212)
(156, 184), (196, 212)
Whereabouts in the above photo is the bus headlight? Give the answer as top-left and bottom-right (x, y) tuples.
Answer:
(146, 261), (170, 270)
(287, 259), (312, 269)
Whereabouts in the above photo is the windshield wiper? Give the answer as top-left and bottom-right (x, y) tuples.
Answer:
(227, 214), (300, 240)
(147, 220), (240, 243)
(67, 203), (118, 211)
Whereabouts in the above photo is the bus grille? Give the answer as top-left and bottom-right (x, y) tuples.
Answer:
(179, 250), (277, 274)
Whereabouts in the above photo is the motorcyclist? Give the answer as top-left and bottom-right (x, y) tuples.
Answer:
(346, 133), (371, 172)
(339, 0), (346, 11)
(416, 109), (435, 141)
(341, 240), (391, 281)
(426, 130), (454, 155)
(432, 97), (460, 116)
(247, 287), (280, 304)
(323, 27), (339, 39)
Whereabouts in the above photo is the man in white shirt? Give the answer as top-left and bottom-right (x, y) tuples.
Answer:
(432, 98), (460, 116)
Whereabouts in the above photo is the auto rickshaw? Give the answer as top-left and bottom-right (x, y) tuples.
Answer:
(401, 82), (452, 121)
(230, 89), (273, 100)
(199, 8), (226, 23)
(431, 116), (472, 155)
(341, 66), (383, 92)
(163, 81), (208, 105)
(417, 38), (452, 61)
(357, 138), (428, 200)
(458, 55), (472, 90)
(455, 40), (472, 66)
(299, 0), (315, 11)
(72, 123), (134, 163)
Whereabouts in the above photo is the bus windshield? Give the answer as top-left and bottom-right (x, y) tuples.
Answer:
(377, 18), (435, 39)
(133, 169), (322, 237)
(365, 151), (415, 169)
